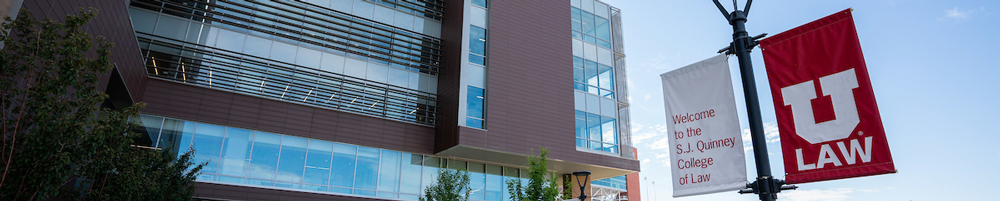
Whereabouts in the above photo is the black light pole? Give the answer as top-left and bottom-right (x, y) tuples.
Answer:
(712, 0), (796, 201)
(572, 171), (592, 201)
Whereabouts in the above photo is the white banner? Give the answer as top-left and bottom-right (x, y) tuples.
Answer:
(660, 54), (747, 197)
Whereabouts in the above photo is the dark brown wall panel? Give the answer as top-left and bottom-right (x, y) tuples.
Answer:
(434, 0), (467, 152)
(482, 1), (638, 171)
(141, 79), (437, 155)
(21, 0), (148, 102)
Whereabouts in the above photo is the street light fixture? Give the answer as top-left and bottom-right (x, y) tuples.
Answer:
(572, 171), (592, 201)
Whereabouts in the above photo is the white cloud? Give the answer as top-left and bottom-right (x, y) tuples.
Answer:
(780, 188), (854, 201)
(631, 124), (666, 145)
(643, 94), (651, 102)
(649, 137), (671, 150)
(764, 122), (780, 143)
(940, 7), (989, 21)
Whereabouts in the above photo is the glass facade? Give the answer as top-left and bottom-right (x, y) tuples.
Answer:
(571, 1), (620, 154)
(592, 175), (627, 190)
(138, 114), (527, 201)
(464, 1), (489, 129)
(129, 0), (441, 126)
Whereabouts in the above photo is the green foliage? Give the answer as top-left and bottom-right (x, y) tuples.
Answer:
(0, 8), (203, 200)
(421, 168), (471, 201)
(506, 148), (561, 201)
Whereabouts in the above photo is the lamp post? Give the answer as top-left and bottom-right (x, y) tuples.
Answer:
(572, 171), (592, 201)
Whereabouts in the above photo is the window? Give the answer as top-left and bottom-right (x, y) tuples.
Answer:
(570, 7), (612, 49)
(467, 86), (485, 129)
(576, 110), (619, 154)
(574, 56), (614, 98)
(469, 26), (487, 66)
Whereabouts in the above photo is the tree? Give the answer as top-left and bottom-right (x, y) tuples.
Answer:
(421, 168), (471, 201)
(506, 148), (561, 201)
(0, 8), (203, 200)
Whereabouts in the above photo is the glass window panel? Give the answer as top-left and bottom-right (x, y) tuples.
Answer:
(330, 0), (354, 13)
(590, 140), (602, 151)
(597, 39), (612, 49)
(400, 153), (422, 194)
(243, 35), (273, 59)
(586, 94), (601, 114)
(577, 138), (588, 148)
(321, 52), (347, 74)
(581, 11), (595, 35)
(584, 60), (598, 87)
(331, 143), (358, 191)
(575, 82), (587, 92)
(575, 91), (586, 111)
(154, 15), (189, 41)
(602, 117), (617, 144)
(192, 123), (225, 174)
(378, 150), (401, 198)
(471, 6), (487, 28)
(595, 16), (610, 41)
(248, 132), (281, 180)
(572, 39), (584, 58)
(587, 113), (601, 142)
(295, 47), (322, 69)
(469, 162), (486, 200)
(137, 115), (163, 148)
(128, 8), (157, 33)
(394, 11), (415, 30)
(466, 118), (484, 129)
(584, 34), (597, 44)
(366, 63), (389, 83)
(374, 5), (395, 25)
(214, 30), (246, 52)
(598, 48), (614, 66)
(571, 7), (582, 32)
(389, 67), (410, 87)
(448, 159), (467, 170)
(584, 43), (598, 63)
(598, 64), (613, 90)
(353, 0), (375, 19)
(503, 167), (519, 201)
(470, 53), (486, 66)
(161, 119), (196, 157)
(304, 140), (333, 186)
(270, 41), (299, 64)
(276, 136), (307, 183)
(573, 57), (584, 83)
(467, 86), (485, 119)
(219, 128), (253, 177)
(486, 165), (503, 201)
(575, 110), (587, 138)
(594, 2), (610, 19)
(354, 146), (380, 192)
(472, 0), (487, 8)
(421, 156), (441, 194)
(470, 26), (487, 56)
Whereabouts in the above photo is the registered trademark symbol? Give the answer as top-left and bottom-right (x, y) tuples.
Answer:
(858, 131), (864, 136)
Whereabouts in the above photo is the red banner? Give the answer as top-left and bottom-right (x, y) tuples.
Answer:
(760, 9), (896, 184)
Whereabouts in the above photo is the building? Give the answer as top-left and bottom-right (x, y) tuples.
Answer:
(4, 0), (639, 200)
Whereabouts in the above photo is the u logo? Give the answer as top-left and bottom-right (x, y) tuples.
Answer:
(780, 69), (861, 144)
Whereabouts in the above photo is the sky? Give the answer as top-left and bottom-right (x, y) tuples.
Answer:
(599, 0), (1000, 200)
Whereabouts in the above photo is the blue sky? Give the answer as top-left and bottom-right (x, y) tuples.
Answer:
(601, 0), (1000, 200)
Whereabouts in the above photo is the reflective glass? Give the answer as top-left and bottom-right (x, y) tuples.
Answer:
(597, 39), (612, 49)
(304, 140), (333, 187)
(137, 115), (163, 148)
(269, 41), (299, 64)
(587, 113), (601, 142)
(573, 57), (584, 83)
(469, 162), (486, 200)
(467, 118), (484, 129)
(584, 60), (598, 87)
(353, 0), (375, 19)
(486, 165), (503, 201)
(602, 117), (617, 144)
(582, 11), (595, 35)
(595, 16), (610, 41)
(276, 136), (307, 184)
(331, 143), (358, 193)
(243, 35), (272, 58)
(400, 153), (423, 195)
(470, 26), (487, 56)
(598, 64), (613, 90)
(467, 86), (485, 119)
(354, 146), (380, 194)
(219, 128), (253, 177)
(571, 7), (581, 32)
(421, 157), (441, 194)
(248, 132), (281, 181)
(192, 123), (225, 174)
(374, 5), (394, 25)
(470, 53), (485, 66)
(330, 0), (354, 13)
(575, 110), (587, 138)
(389, 67), (410, 87)
(154, 15), (189, 41)
(472, 0), (487, 8)
(161, 119), (195, 157)
(378, 150), (401, 198)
